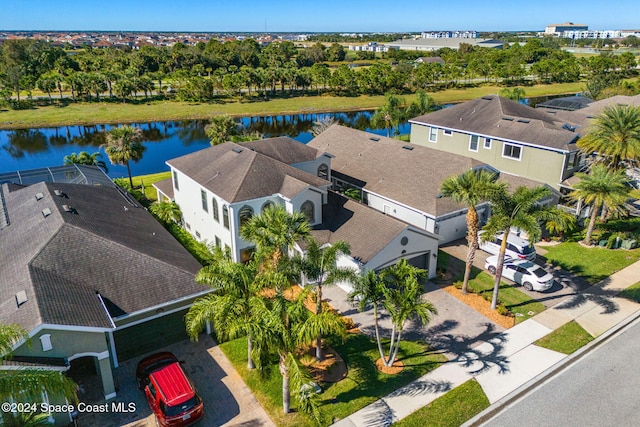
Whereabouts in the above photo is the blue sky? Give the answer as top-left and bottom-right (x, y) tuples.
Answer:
(1, 0), (638, 33)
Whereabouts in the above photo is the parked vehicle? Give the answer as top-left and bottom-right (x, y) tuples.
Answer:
(484, 255), (554, 291)
(478, 231), (536, 261)
(136, 352), (204, 427)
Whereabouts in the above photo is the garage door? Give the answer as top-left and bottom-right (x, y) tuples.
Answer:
(113, 309), (190, 362)
(406, 253), (429, 270)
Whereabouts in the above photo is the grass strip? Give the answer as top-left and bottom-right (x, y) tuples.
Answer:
(392, 379), (490, 427)
(534, 320), (594, 354)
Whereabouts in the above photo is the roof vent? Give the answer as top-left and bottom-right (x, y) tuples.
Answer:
(62, 204), (73, 213)
(42, 208), (52, 218)
(517, 119), (530, 124)
(562, 123), (576, 132)
(481, 96), (493, 100)
(402, 145), (414, 150)
(54, 190), (67, 198)
(35, 192), (44, 201)
(370, 137), (380, 141)
(16, 290), (28, 307)
(502, 117), (514, 121)
(232, 147), (243, 153)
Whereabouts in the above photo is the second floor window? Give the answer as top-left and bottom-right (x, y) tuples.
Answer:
(201, 189), (208, 212)
(318, 163), (329, 180)
(173, 171), (179, 191)
(239, 205), (254, 227)
(212, 198), (219, 222)
(503, 143), (522, 160)
(469, 135), (479, 152)
(223, 205), (229, 229)
(301, 200), (315, 223)
(429, 127), (437, 142)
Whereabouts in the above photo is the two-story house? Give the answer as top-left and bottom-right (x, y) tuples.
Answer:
(409, 95), (583, 190)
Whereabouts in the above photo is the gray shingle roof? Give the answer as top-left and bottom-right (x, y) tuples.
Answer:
(307, 125), (483, 216)
(410, 95), (580, 151)
(241, 136), (321, 165)
(311, 192), (408, 264)
(0, 182), (203, 331)
(167, 142), (329, 203)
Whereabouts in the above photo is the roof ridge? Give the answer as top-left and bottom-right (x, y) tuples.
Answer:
(230, 149), (262, 201)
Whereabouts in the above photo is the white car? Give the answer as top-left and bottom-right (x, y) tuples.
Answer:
(478, 231), (536, 261)
(484, 255), (554, 292)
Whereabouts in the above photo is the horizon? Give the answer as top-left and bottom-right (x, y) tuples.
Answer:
(1, 0), (638, 33)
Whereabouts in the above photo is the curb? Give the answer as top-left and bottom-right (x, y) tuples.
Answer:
(462, 308), (640, 426)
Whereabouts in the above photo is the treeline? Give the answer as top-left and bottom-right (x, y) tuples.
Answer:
(0, 37), (637, 109)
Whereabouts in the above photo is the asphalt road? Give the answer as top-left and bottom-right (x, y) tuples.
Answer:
(482, 315), (640, 427)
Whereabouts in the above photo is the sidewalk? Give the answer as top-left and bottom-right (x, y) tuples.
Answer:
(331, 259), (640, 427)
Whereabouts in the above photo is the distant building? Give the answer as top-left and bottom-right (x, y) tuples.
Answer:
(387, 38), (503, 51)
(348, 42), (393, 52)
(421, 30), (477, 39)
(545, 22), (588, 35)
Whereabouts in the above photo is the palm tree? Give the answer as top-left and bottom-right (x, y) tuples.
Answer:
(370, 94), (403, 137)
(440, 169), (503, 294)
(0, 324), (78, 427)
(483, 186), (568, 310)
(205, 114), (239, 146)
(150, 201), (182, 224)
(379, 259), (437, 367)
(291, 238), (355, 361)
(185, 253), (266, 369)
(240, 205), (311, 272)
(349, 270), (387, 363)
(63, 151), (108, 173)
(577, 104), (640, 170)
(102, 125), (145, 188)
(570, 165), (630, 245)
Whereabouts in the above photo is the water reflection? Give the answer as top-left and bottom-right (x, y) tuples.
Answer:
(0, 111), (386, 177)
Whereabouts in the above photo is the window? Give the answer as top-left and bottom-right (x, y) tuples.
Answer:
(201, 189), (208, 212)
(240, 247), (255, 263)
(484, 138), (492, 149)
(443, 129), (453, 136)
(223, 205), (229, 229)
(317, 163), (329, 180)
(195, 231), (201, 239)
(428, 127), (437, 142)
(503, 143), (522, 160)
(185, 222), (191, 230)
(469, 135), (479, 152)
(215, 236), (221, 247)
(301, 200), (315, 223)
(262, 201), (274, 212)
(40, 334), (52, 352)
(172, 171), (179, 191)
(239, 205), (254, 227)
(212, 198), (219, 222)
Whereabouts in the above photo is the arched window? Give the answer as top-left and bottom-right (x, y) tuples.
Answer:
(317, 163), (329, 180)
(239, 205), (254, 227)
(262, 201), (274, 212)
(301, 200), (315, 223)
(212, 198), (219, 222)
(223, 205), (229, 229)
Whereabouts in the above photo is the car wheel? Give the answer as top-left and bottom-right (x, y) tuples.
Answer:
(488, 265), (496, 275)
(523, 282), (533, 291)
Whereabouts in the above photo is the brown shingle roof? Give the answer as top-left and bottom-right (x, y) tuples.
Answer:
(241, 136), (321, 165)
(167, 142), (329, 203)
(410, 95), (580, 151)
(307, 125), (483, 216)
(311, 192), (408, 264)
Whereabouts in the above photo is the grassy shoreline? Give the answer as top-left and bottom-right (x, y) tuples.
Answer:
(0, 82), (584, 129)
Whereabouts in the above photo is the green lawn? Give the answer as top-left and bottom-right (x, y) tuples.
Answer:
(130, 171), (171, 202)
(463, 270), (546, 323)
(0, 82), (584, 129)
(534, 320), (594, 354)
(618, 281), (640, 303)
(541, 242), (640, 284)
(392, 379), (490, 427)
(219, 333), (447, 427)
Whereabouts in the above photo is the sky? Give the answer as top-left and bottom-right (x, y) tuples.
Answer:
(0, 0), (638, 33)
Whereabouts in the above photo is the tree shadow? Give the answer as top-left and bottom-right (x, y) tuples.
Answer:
(553, 277), (622, 315)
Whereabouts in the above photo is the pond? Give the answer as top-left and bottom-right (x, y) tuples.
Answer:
(0, 111), (410, 178)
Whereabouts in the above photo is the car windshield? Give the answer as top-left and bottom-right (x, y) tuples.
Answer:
(161, 395), (201, 417)
(522, 245), (535, 254)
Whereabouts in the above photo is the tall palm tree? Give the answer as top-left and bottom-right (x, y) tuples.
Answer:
(185, 253), (266, 369)
(483, 186), (567, 310)
(570, 165), (630, 245)
(379, 259), (437, 367)
(240, 205), (311, 272)
(577, 104), (640, 170)
(440, 169), (503, 294)
(0, 324), (78, 427)
(370, 94), (403, 137)
(349, 270), (386, 363)
(63, 151), (108, 173)
(102, 125), (145, 188)
(291, 238), (355, 361)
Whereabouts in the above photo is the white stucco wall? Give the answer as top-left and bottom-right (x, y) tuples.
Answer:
(366, 227), (438, 279)
(366, 192), (431, 231)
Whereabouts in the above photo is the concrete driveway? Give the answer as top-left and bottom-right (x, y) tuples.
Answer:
(440, 239), (590, 309)
(78, 335), (274, 427)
